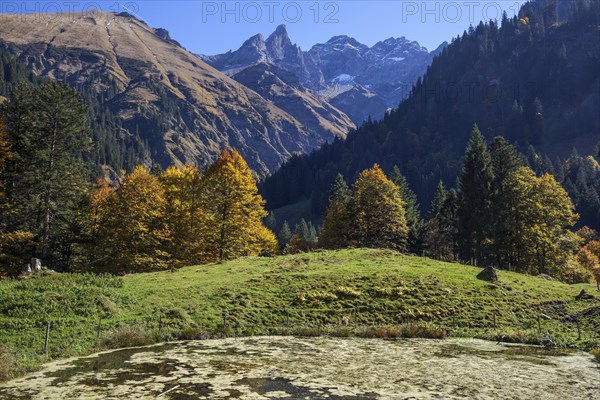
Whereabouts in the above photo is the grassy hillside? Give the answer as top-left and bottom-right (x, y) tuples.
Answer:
(1, 249), (598, 381)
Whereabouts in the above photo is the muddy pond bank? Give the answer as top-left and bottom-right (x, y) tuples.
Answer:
(0, 337), (598, 399)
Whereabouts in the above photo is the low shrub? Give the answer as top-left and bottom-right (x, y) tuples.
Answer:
(360, 324), (447, 339)
(178, 327), (210, 340)
(100, 325), (156, 349)
(592, 347), (600, 362)
(0, 345), (16, 382)
(361, 326), (400, 339)
(401, 323), (447, 339)
(293, 327), (322, 337)
(328, 326), (355, 337)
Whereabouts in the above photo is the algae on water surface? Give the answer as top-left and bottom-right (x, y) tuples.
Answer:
(0, 337), (598, 399)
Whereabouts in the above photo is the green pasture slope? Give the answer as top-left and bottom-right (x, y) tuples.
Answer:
(0, 249), (598, 381)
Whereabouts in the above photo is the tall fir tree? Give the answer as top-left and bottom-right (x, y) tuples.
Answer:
(277, 221), (292, 249)
(458, 125), (494, 264)
(319, 174), (351, 249)
(0, 117), (12, 198)
(425, 181), (459, 260)
(424, 181), (448, 259)
(329, 173), (351, 204)
(489, 137), (523, 267)
(389, 165), (424, 253)
(2, 82), (91, 269)
(441, 188), (460, 260)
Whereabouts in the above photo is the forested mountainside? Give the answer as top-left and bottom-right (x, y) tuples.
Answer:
(0, 48), (148, 177)
(200, 24), (445, 124)
(261, 0), (600, 230)
(0, 11), (352, 176)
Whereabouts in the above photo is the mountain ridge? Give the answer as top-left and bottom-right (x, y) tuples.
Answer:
(0, 11), (353, 176)
(199, 25), (444, 124)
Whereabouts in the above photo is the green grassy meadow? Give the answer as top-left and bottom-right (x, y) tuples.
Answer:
(0, 249), (598, 381)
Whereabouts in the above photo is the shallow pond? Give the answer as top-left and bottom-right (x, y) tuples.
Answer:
(1, 337), (598, 399)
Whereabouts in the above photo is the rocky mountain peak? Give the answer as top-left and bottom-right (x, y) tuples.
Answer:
(268, 24), (289, 40)
(266, 24), (296, 61)
(243, 33), (267, 50)
(200, 29), (441, 125)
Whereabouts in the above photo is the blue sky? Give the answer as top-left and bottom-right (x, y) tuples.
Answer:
(3, 1), (527, 54)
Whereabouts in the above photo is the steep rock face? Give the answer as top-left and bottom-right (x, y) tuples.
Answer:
(200, 26), (444, 125)
(0, 12), (350, 176)
(308, 35), (370, 84)
(328, 85), (390, 124)
(232, 63), (354, 140)
(265, 25), (308, 82)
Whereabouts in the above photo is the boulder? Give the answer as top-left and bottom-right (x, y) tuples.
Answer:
(575, 290), (595, 300)
(477, 266), (498, 282)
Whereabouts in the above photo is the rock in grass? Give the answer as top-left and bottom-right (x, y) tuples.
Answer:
(575, 290), (595, 300)
(477, 266), (498, 282)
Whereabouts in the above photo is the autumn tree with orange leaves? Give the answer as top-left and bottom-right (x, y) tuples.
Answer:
(200, 149), (277, 262)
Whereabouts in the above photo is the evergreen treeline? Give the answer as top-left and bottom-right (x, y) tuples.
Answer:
(261, 0), (600, 230)
(312, 125), (600, 287)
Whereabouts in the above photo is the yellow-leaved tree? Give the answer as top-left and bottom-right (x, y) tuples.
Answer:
(90, 167), (171, 274)
(159, 165), (207, 266)
(84, 178), (115, 270)
(349, 164), (408, 251)
(200, 149), (277, 261)
(503, 167), (579, 277)
(580, 241), (600, 290)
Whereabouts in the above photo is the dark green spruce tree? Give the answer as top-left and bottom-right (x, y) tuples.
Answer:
(458, 125), (494, 264)
(424, 181), (448, 259)
(489, 137), (523, 267)
(390, 166), (423, 254)
(425, 181), (459, 260)
(277, 221), (292, 249)
(440, 188), (460, 260)
(2, 82), (92, 269)
(319, 173), (351, 249)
